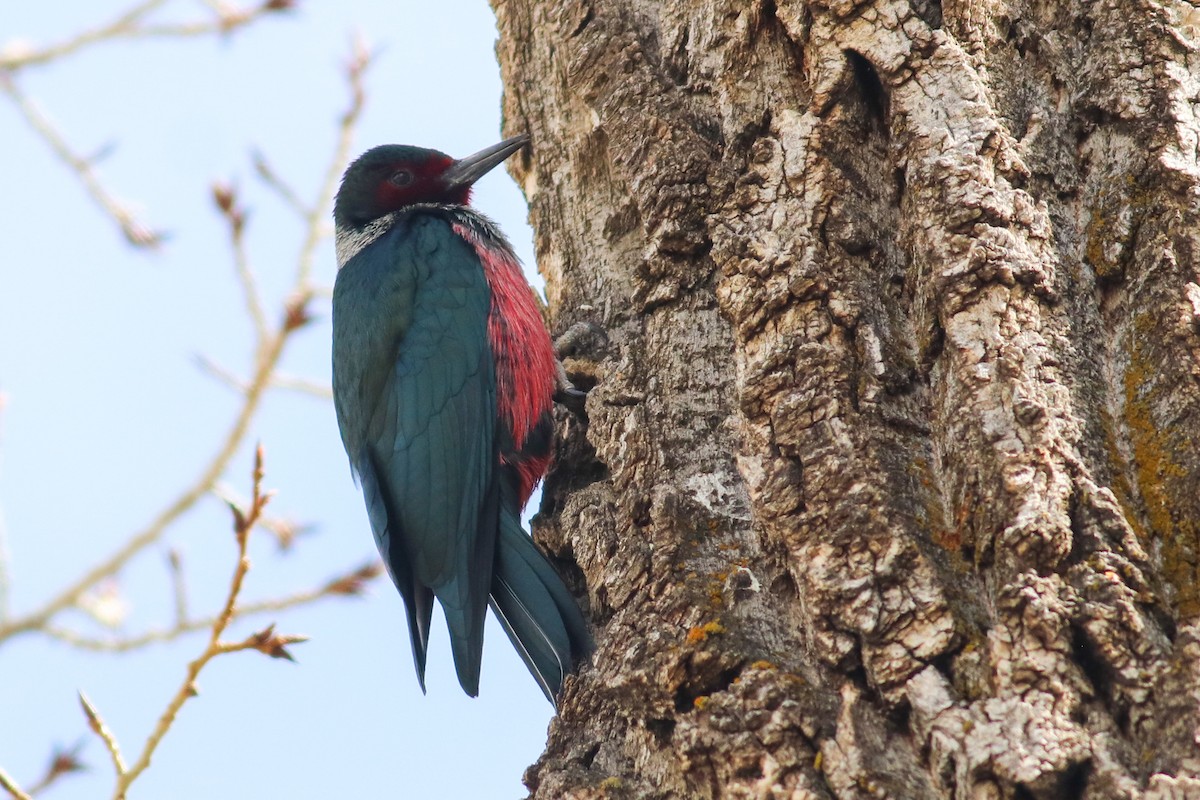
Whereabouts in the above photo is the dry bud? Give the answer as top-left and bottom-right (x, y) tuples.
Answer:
(248, 624), (309, 662)
(212, 182), (236, 213)
(228, 500), (248, 534)
(283, 296), (314, 332)
(325, 562), (384, 595)
(123, 223), (165, 249)
(44, 742), (86, 781)
(261, 517), (313, 551)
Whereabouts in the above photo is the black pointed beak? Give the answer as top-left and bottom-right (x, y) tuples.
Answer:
(442, 134), (529, 190)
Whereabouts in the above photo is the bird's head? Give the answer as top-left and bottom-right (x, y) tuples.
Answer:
(334, 135), (529, 228)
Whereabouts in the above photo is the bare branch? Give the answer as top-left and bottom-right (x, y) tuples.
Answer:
(0, 0), (164, 71)
(295, 35), (372, 289)
(320, 561), (383, 596)
(41, 560), (380, 653)
(195, 355), (331, 399)
(0, 23), (373, 800)
(0, 42), (370, 639)
(0, 75), (163, 248)
(114, 446), (289, 799)
(192, 353), (247, 393)
(0, 73), (371, 791)
(0, 0), (294, 72)
(256, 515), (313, 551)
(210, 482), (312, 549)
(0, 390), (10, 623)
(0, 1), (299, 252)
(0, 764), (33, 800)
(21, 741), (86, 796)
(252, 149), (310, 218)
(0, 507), (11, 622)
(219, 622), (308, 661)
(268, 374), (333, 399)
(212, 182), (269, 344)
(166, 549), (187, 627)
(0, 346), (267, 640)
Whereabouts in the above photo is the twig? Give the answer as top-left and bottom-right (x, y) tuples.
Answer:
(21, 741), (86, 796)
(194, 354), (331, 399)
(0, 0), (292, 71)
(214, 623), (308, 661)
(42, 561), (379, 654)
(268, 374), (333, 399)
(0, 494), (9, 625)
(0, 0), (164, 70)
(0, 765), (33, 800)
(296, 34), (371, 289)
(79, 691), (126, 778)
(1, 1), (296, 249)
(212, 182), (268, 344)
(210, 482), (312, 548)
(0, 74), (162, 248)
(193, 352), (247, 392)
(167, 549), (187, 627)
(112, 445), (301, 799)
(0, 44), (372, 645)
(0, 390), (10, 623)
(252, 149), (309, 218)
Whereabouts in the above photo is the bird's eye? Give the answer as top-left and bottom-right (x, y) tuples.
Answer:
(389, 169), (415, 187)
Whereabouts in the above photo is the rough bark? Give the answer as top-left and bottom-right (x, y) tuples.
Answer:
(492, 0), (1200, 797)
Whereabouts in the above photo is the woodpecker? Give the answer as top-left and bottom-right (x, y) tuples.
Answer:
(331, 135), (591, 705)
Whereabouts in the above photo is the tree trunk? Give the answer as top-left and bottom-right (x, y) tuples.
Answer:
(492, 0), (1200, 796)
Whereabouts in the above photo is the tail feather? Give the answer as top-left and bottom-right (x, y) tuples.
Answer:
(410, 586), (435, 692)
(440, 467), (500, 698)
(490, 506), (592, 705)
(361, 452), (436, 691)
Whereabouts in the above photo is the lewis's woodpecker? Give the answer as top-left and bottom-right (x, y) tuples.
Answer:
(331, 135), (591, 705)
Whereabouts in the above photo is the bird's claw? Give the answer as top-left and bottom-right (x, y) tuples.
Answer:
(554, 360), (589, 415)
(554, 384), (588, 415)
(553, 321), (606, 417)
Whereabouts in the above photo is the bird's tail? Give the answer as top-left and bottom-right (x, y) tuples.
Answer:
(489, 501), (592, 706)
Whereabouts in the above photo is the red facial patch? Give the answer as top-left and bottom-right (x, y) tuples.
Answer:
(373, 154), (460, 211)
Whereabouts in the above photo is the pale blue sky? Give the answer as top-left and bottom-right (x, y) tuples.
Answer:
(1, 3), (555, 797)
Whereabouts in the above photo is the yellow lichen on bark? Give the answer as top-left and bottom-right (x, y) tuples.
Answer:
(1124, 313), (1200, 618)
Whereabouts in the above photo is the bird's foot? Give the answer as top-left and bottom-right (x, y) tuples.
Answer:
(554, 321), (607, 360)
(553, 322), (607, 416)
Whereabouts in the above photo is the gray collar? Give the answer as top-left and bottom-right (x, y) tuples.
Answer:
(334, 204), (505, 270)
(335, 213), (398, 269)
